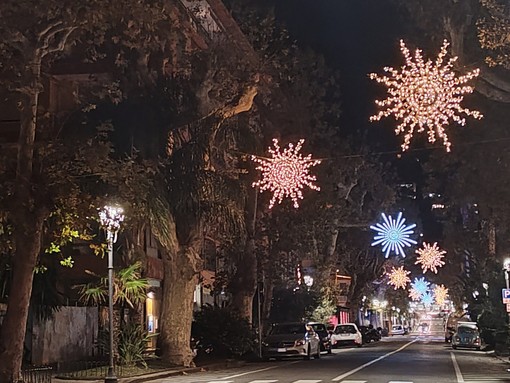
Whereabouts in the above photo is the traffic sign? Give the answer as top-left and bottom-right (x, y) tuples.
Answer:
(506, 303), (510, 313)
(502, 289), (510, 303)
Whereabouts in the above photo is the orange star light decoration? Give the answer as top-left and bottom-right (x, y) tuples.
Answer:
(252, 138), (321, 209)
(408, 287), (422, 301)
(387, 266), (411, 290)
(434, 284), (449, 305)
(369, 40), (483, 152)
(415, 242), (446, 274)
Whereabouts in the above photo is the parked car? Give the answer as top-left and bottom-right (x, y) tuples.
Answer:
(330, 323), (363, 348)
(452, 323), (482, 351)
(262, 322), (321, 360)
(390, 324), (406, 336)
(308, 322), (333, 354)
(359, 325), (381, 343)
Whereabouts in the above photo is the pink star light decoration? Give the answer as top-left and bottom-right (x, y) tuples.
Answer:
(415, 242), (446, 274)
(252, 139), (321, 209)
(387, 266), (411, 290)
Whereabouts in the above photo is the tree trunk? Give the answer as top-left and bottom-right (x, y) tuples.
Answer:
(0, 215), (44, 382)
(159, 245), (199, 367)
(0, 71), (44, 381)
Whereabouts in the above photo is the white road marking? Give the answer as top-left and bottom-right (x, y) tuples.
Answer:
(221, 361), (301, 380)
(341, 380), (367, 383)
(249, 381), (278, 383)
(292, 380), (321, 383)
(388, 381), (414, 383)
(450, 351), (465, 383)
(332, 339), (418, 381)
(206, 381), (233, 383)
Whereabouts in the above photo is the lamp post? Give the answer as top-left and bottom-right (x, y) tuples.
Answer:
(99, 205), (125, 383)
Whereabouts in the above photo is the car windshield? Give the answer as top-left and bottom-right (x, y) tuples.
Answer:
(335, 325), (356, 334)
(457, 326), (478, 335)
(270, 324), (306, 335)
(310, 324), (326, 332)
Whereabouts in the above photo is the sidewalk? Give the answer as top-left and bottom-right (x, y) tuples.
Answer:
(52, 359), (246, 383)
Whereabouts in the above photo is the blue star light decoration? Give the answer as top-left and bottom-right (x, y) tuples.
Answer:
(411, 277), (430, 295)
(370, 212), (417, 258)
(421, 291), (435, 306)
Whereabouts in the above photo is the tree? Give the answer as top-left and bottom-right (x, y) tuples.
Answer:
(0, 1), (175, 380)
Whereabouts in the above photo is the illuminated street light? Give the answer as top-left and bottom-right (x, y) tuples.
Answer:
(99, 205), (125, 383)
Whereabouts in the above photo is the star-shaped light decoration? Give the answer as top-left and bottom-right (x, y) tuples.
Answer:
(387, 266), (411, 290)
(434, 284), (449, 306)
(421, 291), (435, 306)
(411, 277), (430, 295)
(370, 212), (417, 258)
(252, 139), (321, 209)
(409, 288), (422, 301)
(369, 40), (483, 152)
(415, 242), (446, 274)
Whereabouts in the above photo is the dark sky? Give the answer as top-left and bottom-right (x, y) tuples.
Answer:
(272, 0), (407, 145)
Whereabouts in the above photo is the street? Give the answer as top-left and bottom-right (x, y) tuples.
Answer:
(149, 336), (510, 383)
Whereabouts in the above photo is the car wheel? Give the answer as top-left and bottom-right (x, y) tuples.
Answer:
(314, 346), (320, 359)
(357, 342), (362, 348)
(452, 345), (457, 350)
(327, 347), (332, 354)
(476, 347), (481, 351)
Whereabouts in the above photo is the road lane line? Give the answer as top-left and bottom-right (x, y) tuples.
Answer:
(331, 339), (417, 381)
(341, 380), (367, 383)
(249, 381), (278, 383)
(221, 361), (301, 379)
(450, 351), (465, 383)
(293, 380), (321, 383)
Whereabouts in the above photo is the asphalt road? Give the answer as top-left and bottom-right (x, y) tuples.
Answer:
(149, 336), (510, 383)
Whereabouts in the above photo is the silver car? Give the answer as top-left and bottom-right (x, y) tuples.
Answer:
(262, 322), (321, 360)
(452, 325), (482, 350)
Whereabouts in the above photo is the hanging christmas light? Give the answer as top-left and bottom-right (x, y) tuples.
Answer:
(415, 242), (446, 274)
(387, 266), (411, 290)
(434, 284), (449, 305)
(409, 287), (422, 301)
(369, 39), (483, 152)
(421, 291), (435, 306)
(252, 138), (321, 209)
(370, 212), (417, 258)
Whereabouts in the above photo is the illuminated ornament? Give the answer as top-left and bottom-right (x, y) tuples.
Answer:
(387, 266), (411, 290)
(409, 288), (422, 301)
(421, 291), (434, 306)
(415, 242), (446, 274)
(434, 284), (449, 305)
(252, 139), (321, 209)
(369, 40), (483, 152)
(411, 277), (430, 295)
(370, 212), (417, 258)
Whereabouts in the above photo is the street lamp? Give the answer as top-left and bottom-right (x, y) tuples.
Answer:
(99, 205), (125, 383)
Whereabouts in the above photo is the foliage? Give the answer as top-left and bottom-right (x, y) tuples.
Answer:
(192, 305), (256, 358)
(269, 288), (318, 323)
(77, 261), (148, 308)
(118, 323), (156, 368)
(477, 0), (510, 69)
(308, 292), (336, 324)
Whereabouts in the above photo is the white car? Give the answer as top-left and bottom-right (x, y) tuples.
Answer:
(390, 324), (406, 335)
(331, 323), (363, 348)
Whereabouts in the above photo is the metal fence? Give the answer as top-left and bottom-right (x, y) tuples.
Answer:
(56, 360), (126, 379)
(20, 366), (52, 383)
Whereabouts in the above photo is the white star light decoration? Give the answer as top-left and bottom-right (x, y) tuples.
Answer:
(434, 285), (449, 305)
(252, 139), (321, 209)
(409, 288), (422, 301)
(387, 266), (411, 290)
(369, 39), (483, 152)
(415, 242), (446, 274)
(370, 212), (417, 258)
(409, 277), (430, 301)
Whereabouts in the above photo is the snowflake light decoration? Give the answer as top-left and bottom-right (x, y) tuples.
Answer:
(411, 277), (430, 295)
(421, 291), (435, 306)
(409, 288), (422, 301)
(252, 139), (321, 209)
(434, 284), (449, 305)
(415, 242), (446, 274)
(369, 39), (483, 152)
(370, 212), (417, 258)
(387, 266), (411, 290)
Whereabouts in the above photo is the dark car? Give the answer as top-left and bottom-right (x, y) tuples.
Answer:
(262, 322), (321, 360)
(359, 325), (381, 343)
(308, 322), (333, 354)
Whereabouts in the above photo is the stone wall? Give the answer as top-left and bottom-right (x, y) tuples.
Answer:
(31, 306), (98, 365)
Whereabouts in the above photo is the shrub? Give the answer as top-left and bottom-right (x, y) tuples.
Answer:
(192, 305), (256, 358)
(118, 323), (156, 367)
